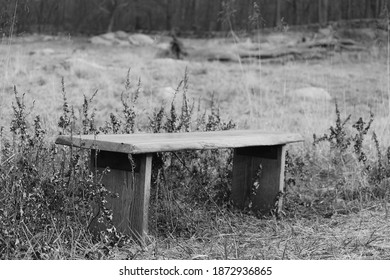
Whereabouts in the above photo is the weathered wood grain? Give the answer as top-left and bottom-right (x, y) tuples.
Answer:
(131, 153), (152, 242)
(88, 151), (152, 243)
(55, 130), (303, 154)
(231, 145), (286, 214)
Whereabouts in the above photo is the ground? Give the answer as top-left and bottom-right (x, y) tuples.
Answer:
(1, 30), (390, 259)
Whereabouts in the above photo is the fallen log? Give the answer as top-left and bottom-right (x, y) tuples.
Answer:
(237, 37), (365, 62)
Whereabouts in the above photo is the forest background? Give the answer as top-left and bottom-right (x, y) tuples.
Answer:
(1, 0), (389, 36)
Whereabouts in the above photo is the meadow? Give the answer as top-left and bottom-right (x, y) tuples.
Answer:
(1, 29), (390, 259)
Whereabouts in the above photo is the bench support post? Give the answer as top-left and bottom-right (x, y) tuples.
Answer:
(89, 150), (152, 243)
(231, 145), (286, 214)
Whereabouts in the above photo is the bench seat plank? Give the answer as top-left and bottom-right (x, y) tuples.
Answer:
(56, 130), (303, 154)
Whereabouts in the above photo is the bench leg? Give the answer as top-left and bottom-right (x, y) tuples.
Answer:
(231, 145), (286, 214)
(89, 151), (152, 243)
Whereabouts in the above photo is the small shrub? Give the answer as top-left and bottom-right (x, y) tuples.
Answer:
(0, 83), (122, 259)
(285, 102), (389, 218)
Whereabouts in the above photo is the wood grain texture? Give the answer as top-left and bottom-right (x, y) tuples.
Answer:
(55, 130), (303, 154)
(89, 152), (152, 243)
(231, 145), (286, 213)
(231, 149), (252, 208)
(130, 153), (152, 242)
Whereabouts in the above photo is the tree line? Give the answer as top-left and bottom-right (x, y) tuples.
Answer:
(1, 0), (390, 36)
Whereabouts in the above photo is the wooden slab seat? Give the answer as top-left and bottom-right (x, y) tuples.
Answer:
(55, 130), (303, 243)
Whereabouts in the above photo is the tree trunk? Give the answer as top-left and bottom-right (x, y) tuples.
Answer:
(164, 0), (172, 31)
(133, 0), (141, 30)
(275, 0), (282, 26)
(318, 0), (328, 25)
(376, 0), (382, 17)
(215, 0), (223, 31)
(324, 0), (328, 23)
(365, 0), (373, 18)
(302, 0), (311, 24)
(189, 0), (198, 33)
(293, 0), (299, 25)
(107, 11), (115, 32)
(335, 0), (342, 21)
(347, 0), (352, 19)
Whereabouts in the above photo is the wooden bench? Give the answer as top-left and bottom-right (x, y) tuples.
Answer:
(55, 130), (303, 242)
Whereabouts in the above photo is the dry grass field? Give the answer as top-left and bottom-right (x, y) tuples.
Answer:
(1, 32), (390, 142)
(1, 29), (390, 259)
